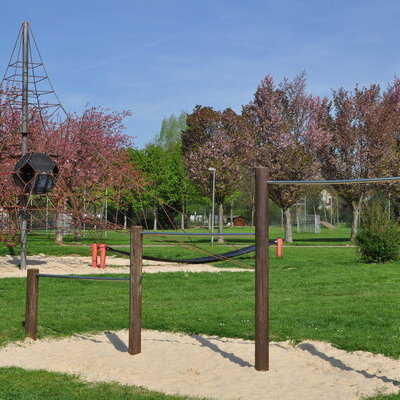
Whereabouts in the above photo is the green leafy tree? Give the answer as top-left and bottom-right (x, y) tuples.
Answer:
(128, 112), (201, 229)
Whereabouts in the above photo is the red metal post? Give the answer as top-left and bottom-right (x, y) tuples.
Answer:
(91, 243), (98, 268)
(99, 243), (106, 269)
(276, 238), (283, 258)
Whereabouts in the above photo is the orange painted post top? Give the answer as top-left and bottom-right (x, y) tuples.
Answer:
(91, 243), (98, 268)
(99, 243), (107, 269)
(276, 238), (283, 258)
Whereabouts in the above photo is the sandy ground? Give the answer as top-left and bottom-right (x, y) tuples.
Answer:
(1, 255), (399, 399)
(0, 330), (399, 400)
(0, 255), (250, 278)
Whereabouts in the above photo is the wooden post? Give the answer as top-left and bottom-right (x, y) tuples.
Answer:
(25, 268), (39, 339)
(129, 226), (143, 355)
(255, 167), (269, 371)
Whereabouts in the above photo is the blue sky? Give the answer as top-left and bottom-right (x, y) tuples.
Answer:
(0, 0), (399, 148)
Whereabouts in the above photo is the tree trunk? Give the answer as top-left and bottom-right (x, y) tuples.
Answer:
(230, 200), (234, 227)
(55, 211), (64, 244)
(123, 213), (127, 230)
(284, 207), (293, 243)
(73, 218), (82, 241)
(208, 212), (211, 230)
(181, 202), (185, 230)
(153, 209), (157, 230)
(218, 202), (224, 243)
(351, 198), (363, 241)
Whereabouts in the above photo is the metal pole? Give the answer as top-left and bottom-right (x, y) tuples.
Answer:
(45, 196), (49, 232)
(208, 167), (216, 246)
(104, 188), (108, 239)
(20, 21), (30, 270)
(255, 167), (269, 371)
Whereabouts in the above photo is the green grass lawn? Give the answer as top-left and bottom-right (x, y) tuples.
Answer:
(0, 226), (353, 263)
(2, 234), (400, 400)
(0, 367), (208, 400)
(1, 247), (399, 357)
(0, 366), (396, 400)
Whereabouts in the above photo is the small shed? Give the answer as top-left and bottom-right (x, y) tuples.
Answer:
(232, 216), (246, 227)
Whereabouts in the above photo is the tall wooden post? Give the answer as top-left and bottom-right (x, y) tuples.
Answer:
(129, 226), (143, 355)
(255, 167), (269, 371)
(25, 268), (39, 339)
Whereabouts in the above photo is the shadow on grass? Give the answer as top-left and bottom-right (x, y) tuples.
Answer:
(298, 343), (400, 386)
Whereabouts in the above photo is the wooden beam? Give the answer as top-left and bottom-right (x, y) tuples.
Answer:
(129, 226), (143, 355)
(255, 167), (269, 371)
(25, 268), (39, 339)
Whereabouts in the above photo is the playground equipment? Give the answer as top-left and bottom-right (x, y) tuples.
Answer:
(100, 232), (283, 267)
(256, 169), (400, 371)
(13, 152), (58, 195)
(25, 226), (143, 355)
(91, 243), (107, 268)
(30, 168), (399, 372)
(106, 236), (283, 265)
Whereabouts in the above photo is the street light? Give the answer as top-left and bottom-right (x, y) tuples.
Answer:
(208, 167), (216, 245)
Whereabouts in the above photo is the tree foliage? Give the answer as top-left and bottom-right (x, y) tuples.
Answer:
(243, 72), (327, 241)
(0, 88), (138, 243)
(355, 200), (400, 263)
(129, 112), (201, 229)
(310, 81), (400, 240)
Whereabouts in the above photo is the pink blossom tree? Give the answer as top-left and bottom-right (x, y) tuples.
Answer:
(309, 82), (400, 240)
(46, 108), (136, 242)
(182, 106), (254, 241)
(0, 90), (138, 244)
(243, 72), (327, 242)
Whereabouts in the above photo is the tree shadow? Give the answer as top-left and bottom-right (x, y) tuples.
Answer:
(6, 258), (46, 266)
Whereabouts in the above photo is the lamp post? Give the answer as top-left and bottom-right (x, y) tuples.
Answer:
(208, 167), (216, 245)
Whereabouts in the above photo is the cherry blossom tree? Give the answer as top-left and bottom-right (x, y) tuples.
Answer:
(243, 72), (327, 242)
(0, 90), (139, 244)
(309, 82), (400, 240)
(46, 108), (136, 242)
(182, 106), (254, 241)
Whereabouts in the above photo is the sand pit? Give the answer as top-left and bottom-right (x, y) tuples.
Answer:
(0, 329), (399, 400)
(0, 255), (250, 278)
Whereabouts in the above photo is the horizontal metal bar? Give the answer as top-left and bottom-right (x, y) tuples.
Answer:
(37, 274), (129, 281)
(267, 176), (400, 185)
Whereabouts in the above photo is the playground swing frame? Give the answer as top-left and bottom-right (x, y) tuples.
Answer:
(254, 168), (400, 372)
(24, 168), (400, 372)
(24, 169), (271, 372)
(25, 226), (144, 355)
